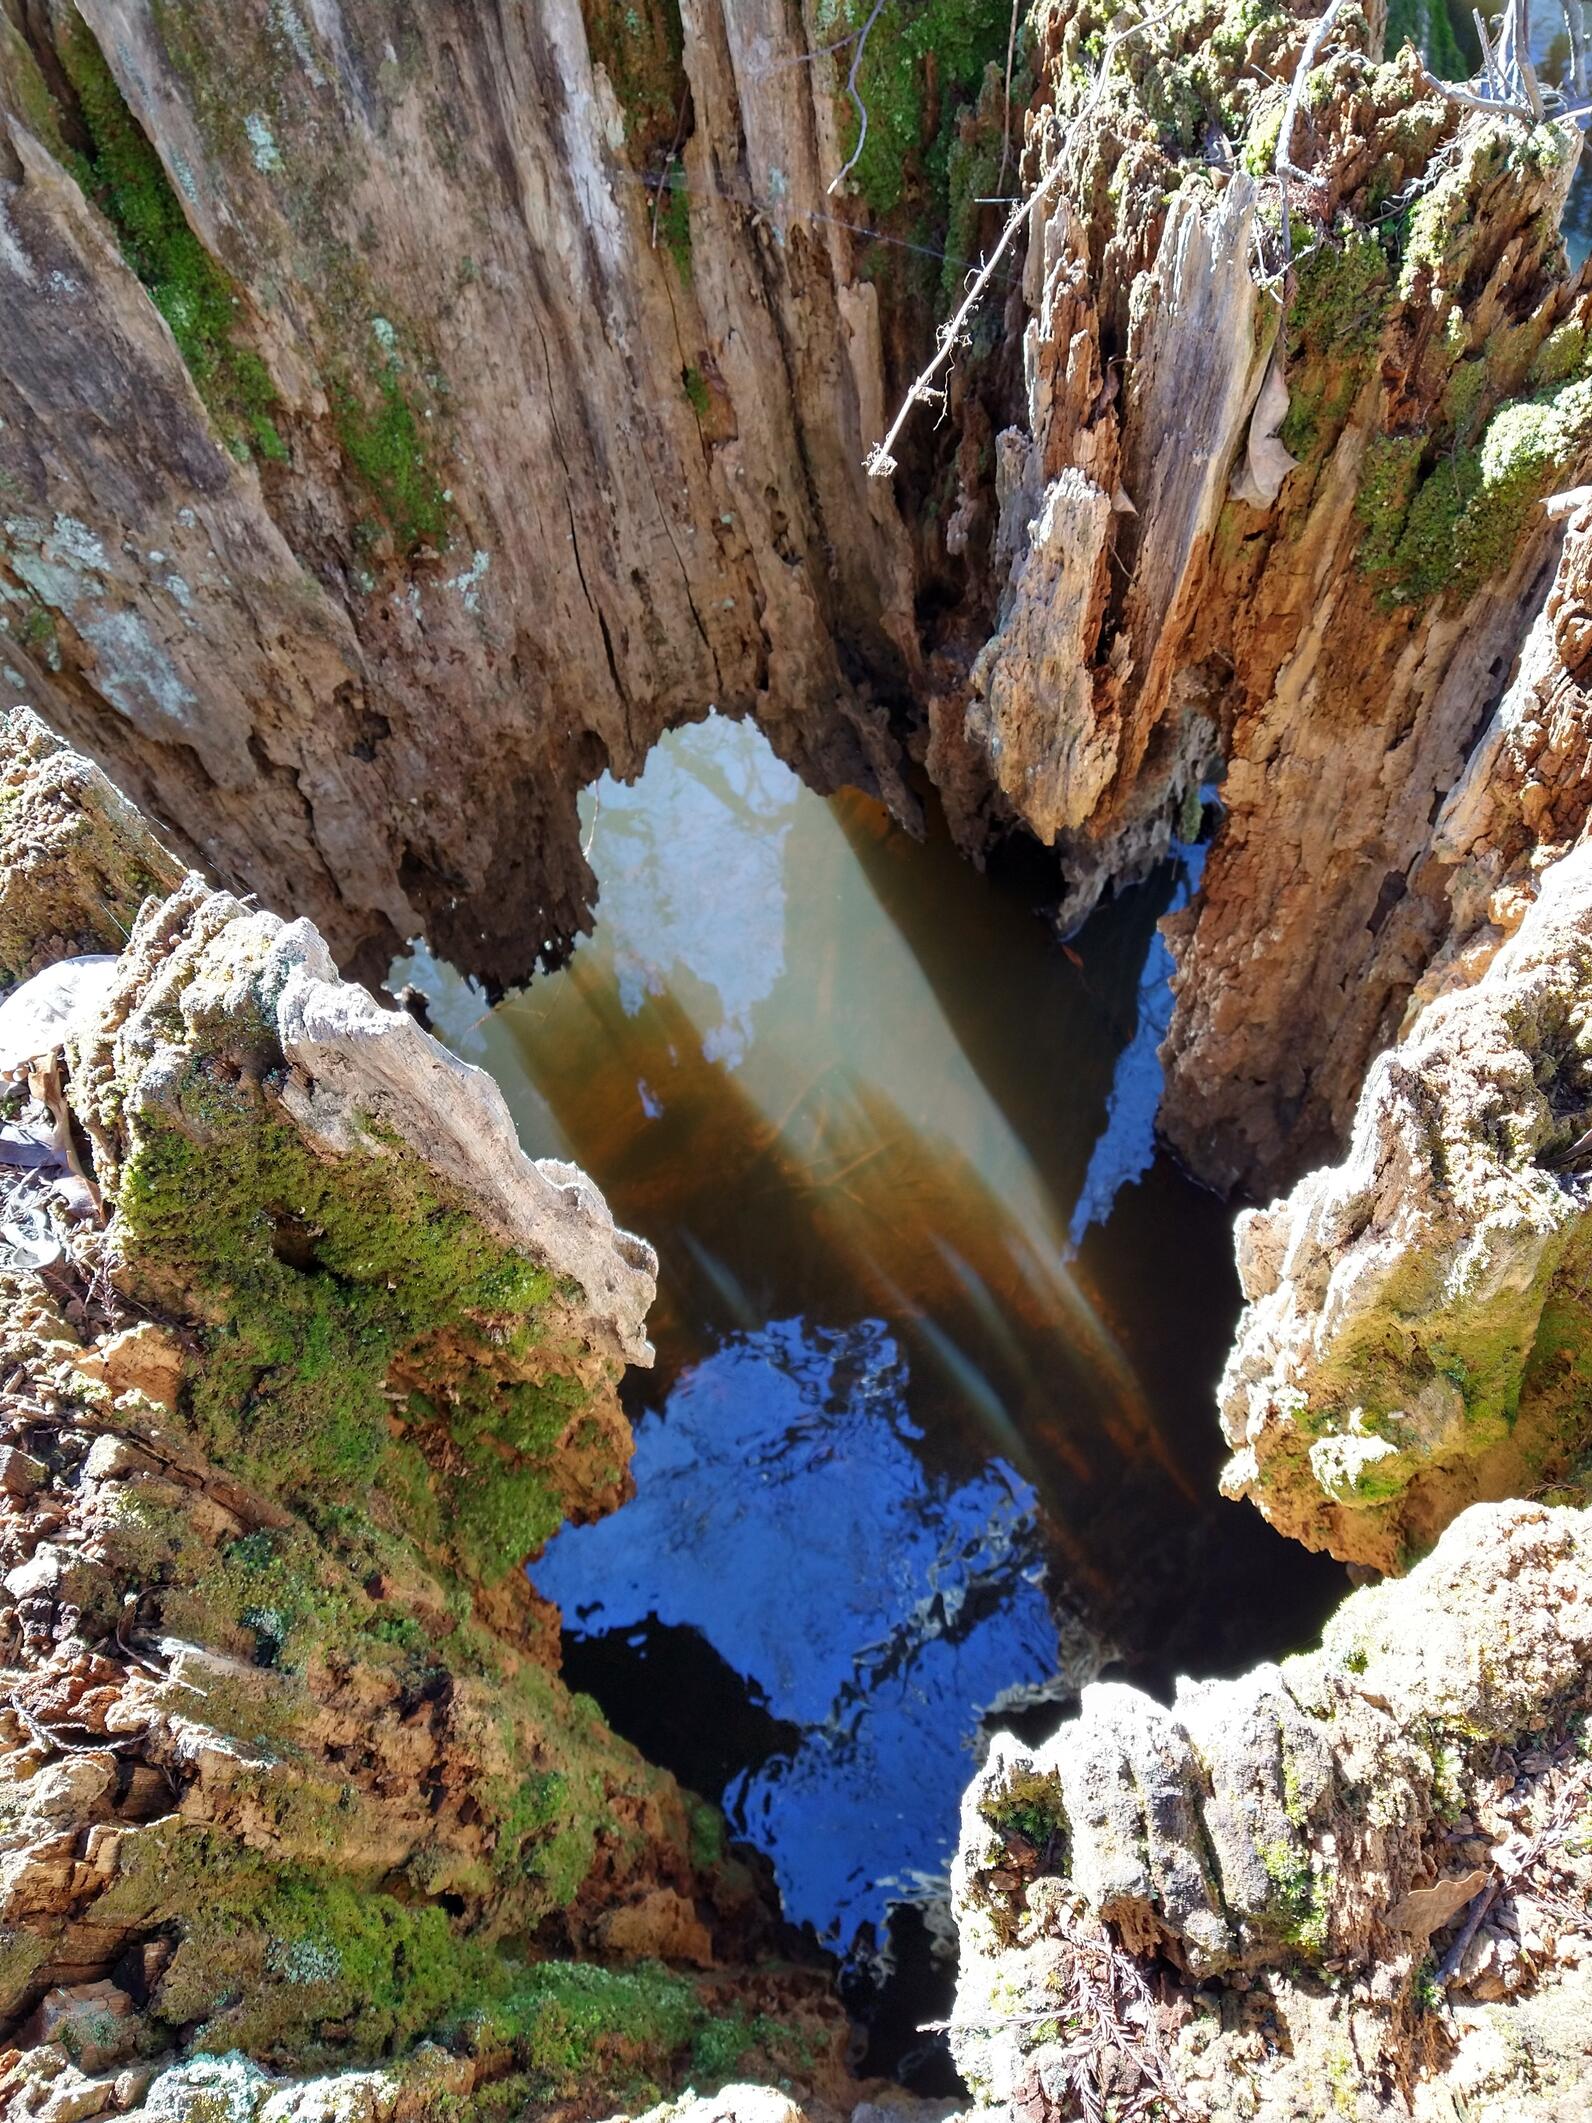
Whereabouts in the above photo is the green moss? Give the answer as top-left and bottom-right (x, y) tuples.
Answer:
(1, 18), (70, 160)
(978, 1766), (1069, 1861)
(660, 179), (692, 282)
(333, 368), (449, 553)
(0, 1926), (50, 2019)
(1370, 372), (1592, 605)
(54, 14), (286, 463)
(1259, 1839), (1329, 1958)
(819, 0), (1013, 222)
(681, 365), (710, 420)
(1530, 321), (1588, 390)
(1396, 121), (1570, 294)
(111, 1051), (569, 1537)
(583, 0), (688, 161)
(1354, 432), (1426, 573)
(1290, 230), (1391, 361)
(689, 2009), (815, 2087)
(1278, 228), (1392, 457)
(687, 1796), (726, 1871)
(941, 72), (1009, 306)
(102, 1807), (740, 2094)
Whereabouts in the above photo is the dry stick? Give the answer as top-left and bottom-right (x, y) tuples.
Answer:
(1438, 1874), (1499, 1986)
(1497, 0), (1546, 120)
(1472, 7), (1504, 97)
(866, 1), (1180, 477)
(1274, 0), (1347, 267)
(649, 87), (691, 249)
(829, 0), (890, 196)
(996, 0), (1023, 198)
(1567, 0), (1589, 101)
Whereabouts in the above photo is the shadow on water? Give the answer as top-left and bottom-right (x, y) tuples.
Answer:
(394, 716), (1346, 2085)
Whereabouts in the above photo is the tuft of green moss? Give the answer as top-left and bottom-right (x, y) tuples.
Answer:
(1365, 372), (1592, 606)
(583, 0), (688, 161)
(819, 0), (1014, 222)
(101, 1818), (746, 2089)
(1258, 1839), (1330, 1959)
(660, 178), (692, 282)
(332, 369), (450, 553)
(55, 14), (287, 463)
(118, 1096), (553, 1513)
(1354, 432), (1426, 575)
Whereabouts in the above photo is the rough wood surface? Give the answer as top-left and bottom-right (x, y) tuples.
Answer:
(0, 0), (919, 989)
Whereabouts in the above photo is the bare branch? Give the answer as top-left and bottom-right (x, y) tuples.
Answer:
(829, 0), (891, 198)
(649, 88), (691, 250)
(1566, 0), (1589, 100)
(1424, 70), (1541, 121)
(996, 0), (1023, 200)
(1273, 0), (1347, 266)
(866, 1), (1182, 477)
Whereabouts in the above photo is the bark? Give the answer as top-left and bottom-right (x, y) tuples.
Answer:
(932, 1), (1592, 1194)
(0, 0), (922, 991)
(6, 0), (1592, 1195)
(948, 1497), (1592, 2122)
(0, 710), (849, 2120)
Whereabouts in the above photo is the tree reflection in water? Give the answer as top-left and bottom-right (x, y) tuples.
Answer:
(393, 716), (1344, 2028)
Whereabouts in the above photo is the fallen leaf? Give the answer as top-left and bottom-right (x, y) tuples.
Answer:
(0, 956), (119, 1076)
(1387, 1868), (1489, 1941)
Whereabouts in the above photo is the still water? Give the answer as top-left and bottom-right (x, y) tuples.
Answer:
(396, 715), (1343, 2078)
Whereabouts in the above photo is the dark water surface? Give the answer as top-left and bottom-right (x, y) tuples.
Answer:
(395, 716), (1344, 2081)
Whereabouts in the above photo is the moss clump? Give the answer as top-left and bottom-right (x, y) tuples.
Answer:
(1290, 229), (1391, 361)
(978, 1764), (1070, 1863)
(681, 364), (710, 419)
(332, 368), (450, 553)
(54, 14), (287, 463)
(114, 1069), (559, 1528)
(660, 178), (692, 281)
(1354, 432), (1426, 574)
(1530, 321), (1588, 390)
(818, 0), (1013, 221)
(433, 1372), (590, 1580)
(1367, 372), (1592, 605)
(104, 1819), (737, 2090)
(1, 17), (70, 160)
(1259, 1839), (1330, 1958)
(1278, 227), (1393, 458)
(1398, 120), (1572, 294)
(583, 0), (688, 162)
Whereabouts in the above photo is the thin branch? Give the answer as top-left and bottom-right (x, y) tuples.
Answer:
(649, 88), (691, 250)
(830, 0), (891, 197)
(1274, 0), (1347, 266)
(1424, 69), (1541, 121)
(997, 0), (1023, 199)
(1496, 0), (1546, 120)
(1566, 0), (1589, 100)
(866, 1), (1181, 477)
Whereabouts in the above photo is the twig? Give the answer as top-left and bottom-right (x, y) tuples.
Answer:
(1437, 1875), (1499, 1985)
(866, 0), (1181, 477)
(996, 0), (1023, 199)
(1274, 0), (1347, 266)
(649, 88), (691, 250)
(1427, 0), (1552, 125)
(830, 0), (891, 196)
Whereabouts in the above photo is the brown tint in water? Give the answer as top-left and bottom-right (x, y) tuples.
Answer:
(396, 716), (1343, 2042)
